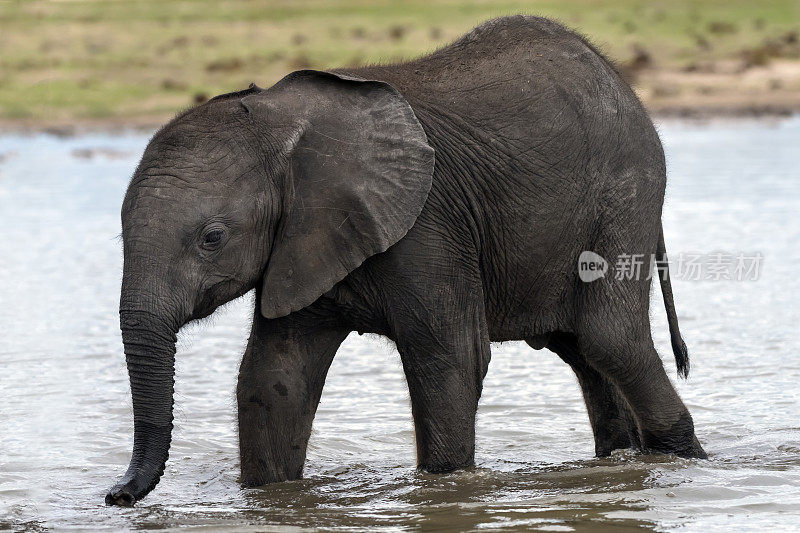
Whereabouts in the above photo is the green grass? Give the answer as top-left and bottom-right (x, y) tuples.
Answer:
(0, 0), (798, 121)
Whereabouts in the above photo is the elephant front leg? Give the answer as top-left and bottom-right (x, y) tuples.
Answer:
(394, 307), (491, 473)
(236, 309), (349, 486)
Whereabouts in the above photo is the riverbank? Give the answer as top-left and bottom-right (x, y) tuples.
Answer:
(640, 58), (800, 118)
(2, 80), (798, 136)
(1, 0), (798, 131)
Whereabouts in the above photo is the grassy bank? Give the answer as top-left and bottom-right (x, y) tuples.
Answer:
(1, 0), (799, 126)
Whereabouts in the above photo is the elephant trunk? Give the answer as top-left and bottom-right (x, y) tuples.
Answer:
(105, 307), (179, 507)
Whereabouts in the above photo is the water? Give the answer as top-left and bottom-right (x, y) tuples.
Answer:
(1, 117), (800, 531)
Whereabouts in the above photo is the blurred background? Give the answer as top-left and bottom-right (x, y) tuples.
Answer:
(2, 0), (800, 130)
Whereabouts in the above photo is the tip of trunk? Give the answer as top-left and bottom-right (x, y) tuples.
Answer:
(106, 417), (172, 506)
(105, 487), (137, 507)
(105, 458), (167, 506)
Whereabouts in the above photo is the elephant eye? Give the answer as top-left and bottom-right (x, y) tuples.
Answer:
(201, 228), (225, 248)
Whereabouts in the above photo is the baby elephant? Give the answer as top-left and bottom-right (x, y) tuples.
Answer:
(107, 15), (705, 506)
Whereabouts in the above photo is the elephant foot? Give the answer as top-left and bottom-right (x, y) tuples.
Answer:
(640, 413), (707, 459)
(594, 421), (642, 457)
(418, 455), (474, 474)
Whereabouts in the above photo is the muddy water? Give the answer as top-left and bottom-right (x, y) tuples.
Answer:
(1, 118), (800, 531)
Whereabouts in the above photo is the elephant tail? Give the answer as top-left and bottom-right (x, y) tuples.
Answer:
(657, 227), (690, 378)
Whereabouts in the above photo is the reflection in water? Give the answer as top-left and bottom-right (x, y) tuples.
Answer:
(1, 118), (800, 530)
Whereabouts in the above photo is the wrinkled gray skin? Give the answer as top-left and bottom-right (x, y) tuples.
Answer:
(107, 16), (706, 507)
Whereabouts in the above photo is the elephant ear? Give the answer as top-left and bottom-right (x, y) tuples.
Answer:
(244, 70), (435, 319)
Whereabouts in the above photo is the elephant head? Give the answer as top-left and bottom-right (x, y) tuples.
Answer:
(105, 70), (434, 506)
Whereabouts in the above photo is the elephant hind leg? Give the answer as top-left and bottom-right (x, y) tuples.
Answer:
(576, 309), (706, 459)
(571, 197), (705, 458)
(530, 333), (641, 456)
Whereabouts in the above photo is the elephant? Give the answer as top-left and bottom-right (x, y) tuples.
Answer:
(106, 15), (706, 507)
